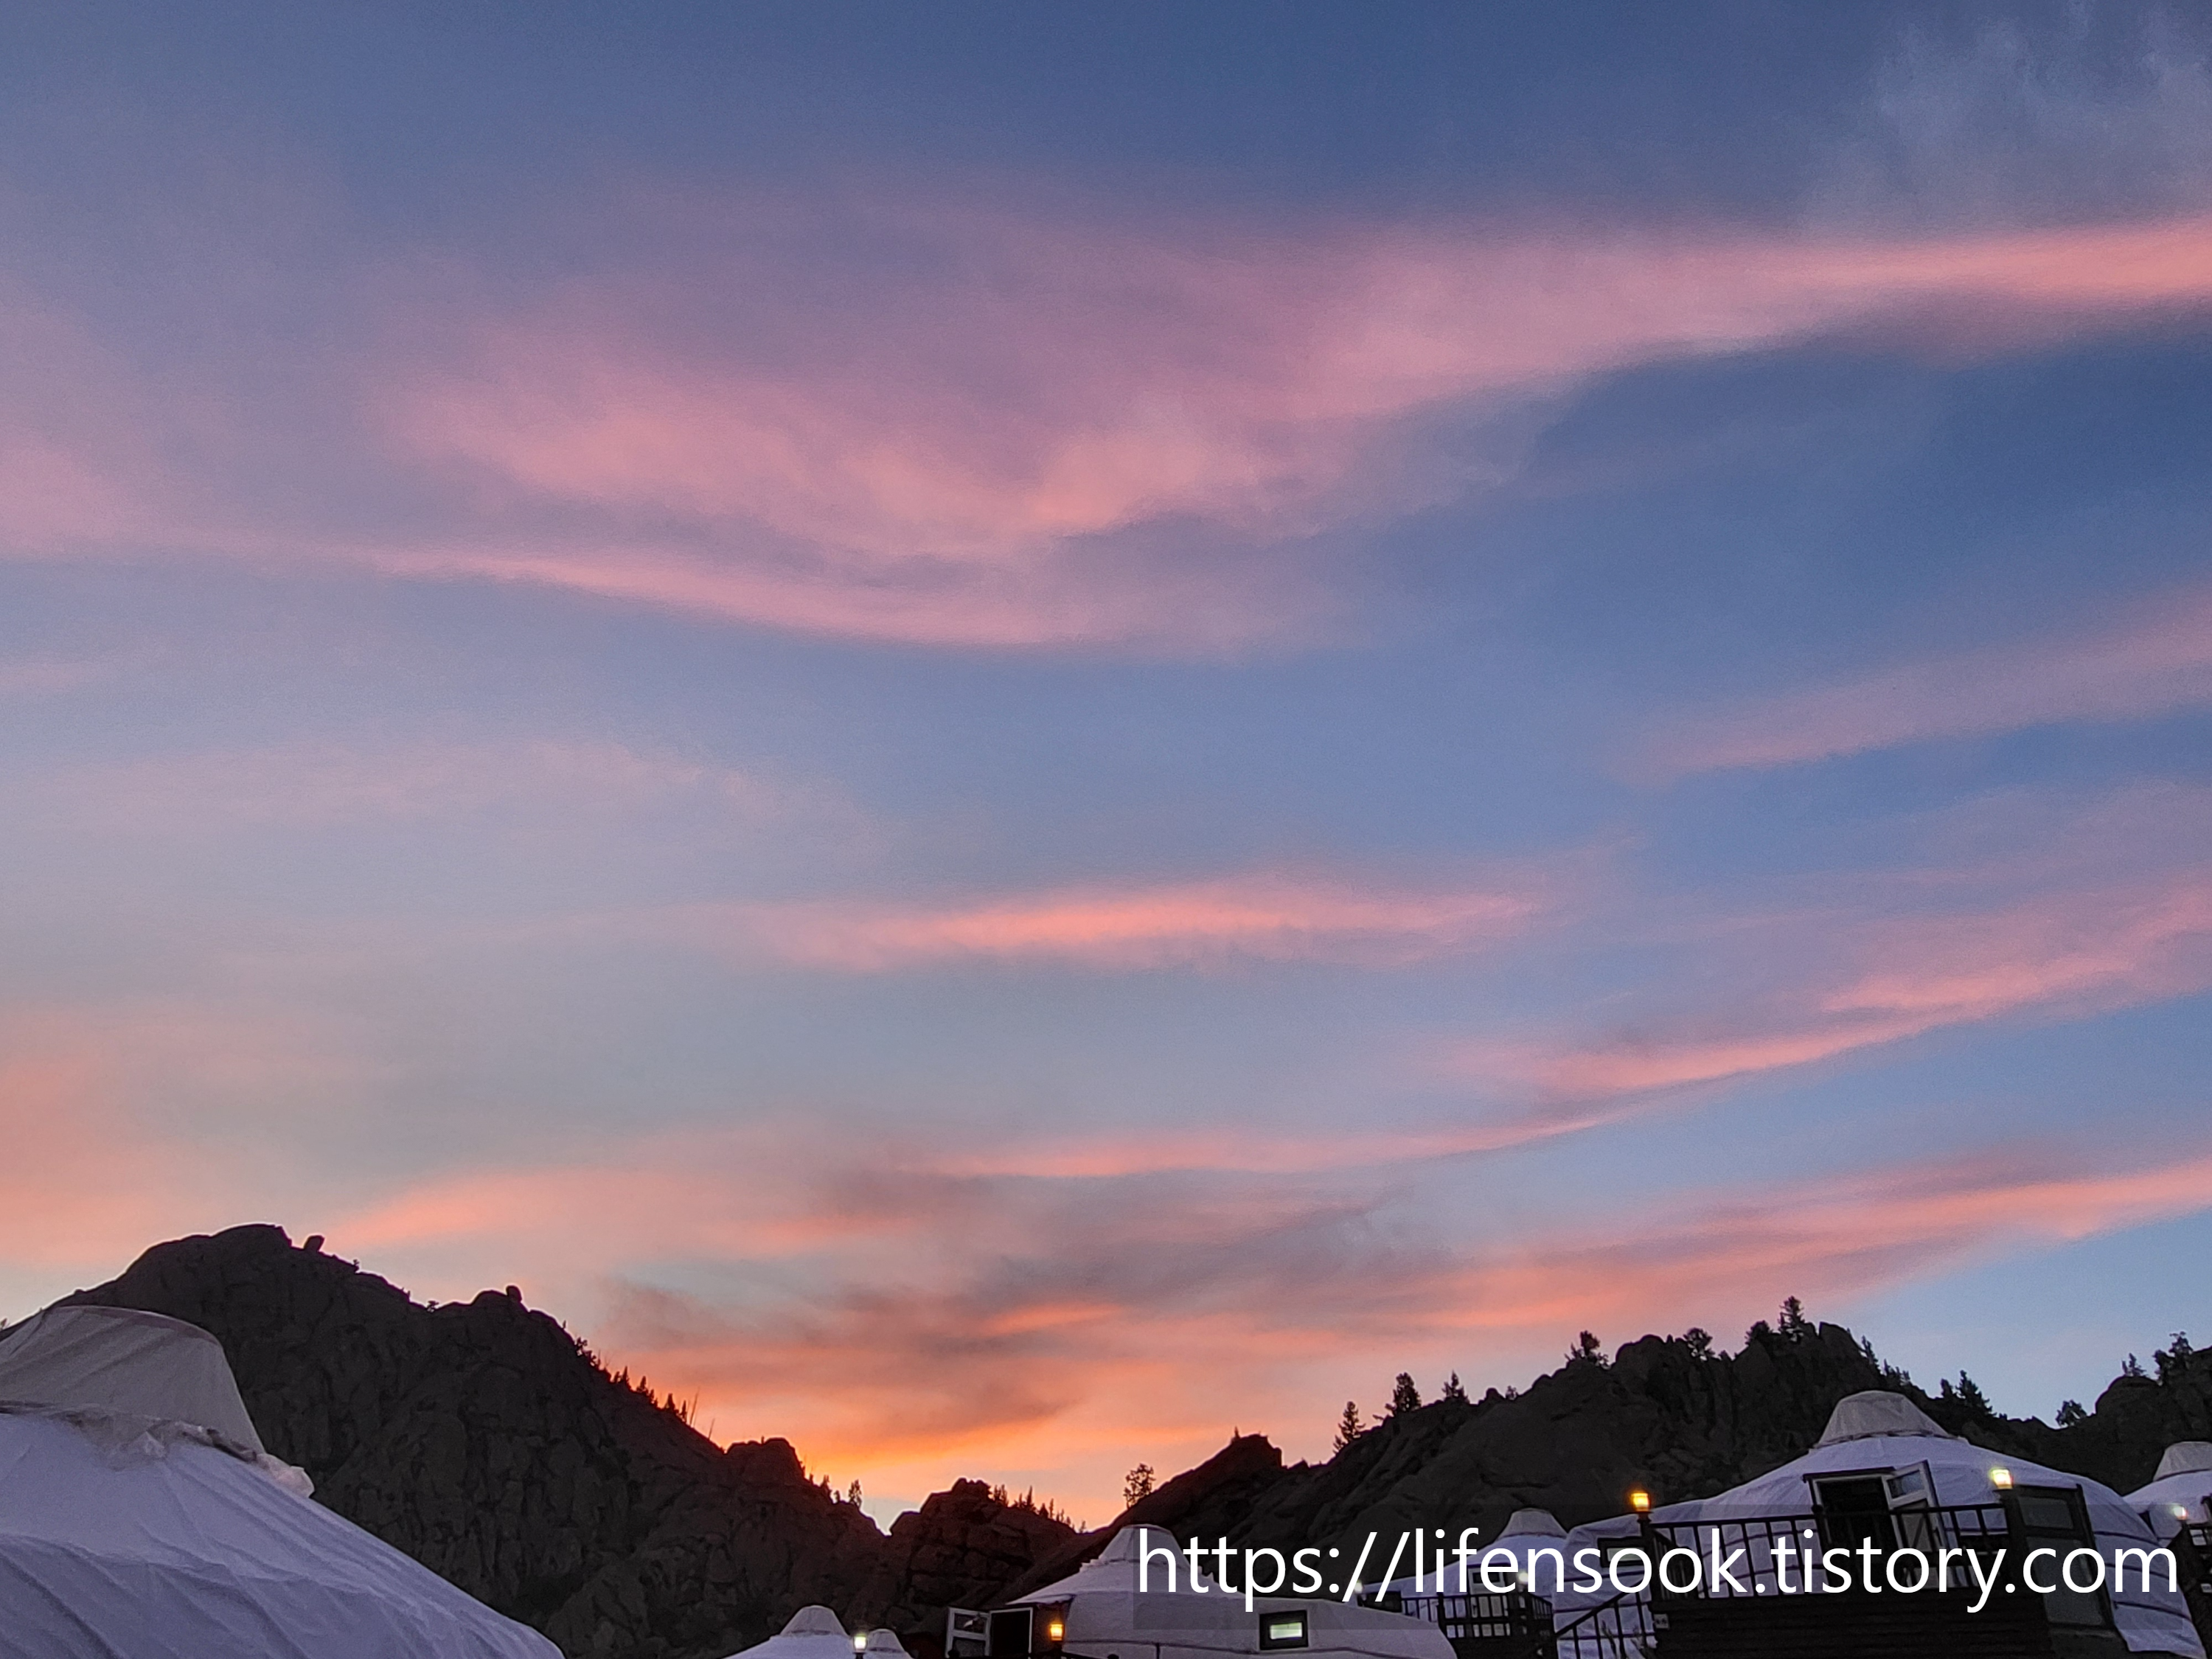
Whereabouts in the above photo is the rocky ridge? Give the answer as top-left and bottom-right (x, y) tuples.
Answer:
(64, 1225), (1072, 1659)
(54, 1228), (2211, 1658)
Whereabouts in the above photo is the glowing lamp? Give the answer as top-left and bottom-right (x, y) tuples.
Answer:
(1047, 1623), (1065, 1644)
(1989, 1468), (2013, 1490)
(2174, 1505), (2191, 1520)
(1629, 1489), (1652, 1513)
(852, 1639), (867, 1653)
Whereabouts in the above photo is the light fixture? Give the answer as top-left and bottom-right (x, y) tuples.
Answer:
(1047, 1622), (1065, 1643)
(1629, 1489), (1652, 1513)
(1989, 1468), (2013, 1490)
(852, 1638), (866, 1653)
(2174, 1505), (2191, 1520)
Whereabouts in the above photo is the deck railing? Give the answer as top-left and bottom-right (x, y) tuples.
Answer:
(1631, 1501), (2014, 1596)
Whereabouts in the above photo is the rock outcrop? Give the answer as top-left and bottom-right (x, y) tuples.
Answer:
(63, 1225), (1072, 1659)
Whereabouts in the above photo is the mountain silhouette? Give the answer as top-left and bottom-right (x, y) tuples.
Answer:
(46, 1228), (2211, 1658)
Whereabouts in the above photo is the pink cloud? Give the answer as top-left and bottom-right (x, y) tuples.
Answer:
(362, 207), (2212, 648)
(1648, 582), (2212, 774)
(1495, 866), (2212, 1103)
(21, 196), (2212, 652)
(717, 869), (1545, 971)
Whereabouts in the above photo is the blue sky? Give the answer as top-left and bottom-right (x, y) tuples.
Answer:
(1, 2), (2209, 1523)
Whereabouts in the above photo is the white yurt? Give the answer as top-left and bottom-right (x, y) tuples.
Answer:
(1009, 1524), (1453, 1659)
(725, 1606), (858, 1659)
(1385, 1507), (1571, 1598)
(2130, 1444), (2212, 1541)
(0, 1303), (560, 1659)
(861, 1630), (912, 1658)
(1562, 1391), (2202, 1658)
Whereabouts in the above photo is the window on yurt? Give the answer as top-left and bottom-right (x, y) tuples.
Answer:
(1257, 1611), (1308, 1650)
(1811, 1474), (1898, 1552)
(1810, 1463), (1938, 1554)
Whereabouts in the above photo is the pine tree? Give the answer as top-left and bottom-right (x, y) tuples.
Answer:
(1568, 1331), (1607, 1366)
(1955, 1372), (1989, 1413)
(1389, 1372), (1422, 1415)
(1683, 1328), (1713, 1360)
(2056, 1400), (2087, 1427)
(1332, 1401), (1365, 1453)
(1122, 1464), (1156, 1509)
(2123, 1354), (2146, 1378)
(1441, 1371), (1469, 1403)
(2155, 1332), (2194, 1382)
(1778, 1296), (1812, 1340)
(847, 1480), (863, 1506)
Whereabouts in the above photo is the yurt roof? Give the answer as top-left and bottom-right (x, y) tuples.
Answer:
(0, 1304), (264, 1453)
(0, 1409), (557, 1656)
(2154, 1441), (2212, 1482)
(1815, 1389), (1952, 1446)
(725, 1606), (859, 1659)
(1498, 1508), (1566, 1539)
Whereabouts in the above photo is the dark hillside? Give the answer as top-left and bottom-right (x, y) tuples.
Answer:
(1015, 1314), (2212, 1589)
(64, 1225), (1072, 1659)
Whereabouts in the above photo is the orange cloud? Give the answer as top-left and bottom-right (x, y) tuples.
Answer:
(720, 870), (1545, 971)
(317, 1124), (2212, 1520)
(1647, 582), (2212, 774)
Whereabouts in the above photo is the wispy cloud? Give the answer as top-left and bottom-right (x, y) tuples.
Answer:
(1648, 582), (2212, 776)
(712, 869), (1547, 972)
(323, 1123), (2212, 1510)
(372, 207), (2212, 648)
(1475, 799), (2212, 1104)
(12, 192), (2212, 651)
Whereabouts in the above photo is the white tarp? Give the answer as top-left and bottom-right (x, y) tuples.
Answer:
(1563, 1391), (2203, 1659)
(1015, 1526), (1454, 1659)
(1386, 1507), (1570, 1597)
(0, 1304), (266, 1453)
(0, 1305), (560, 1659)
(2129, 1442), (2212, 1540)
(726, 1604), (858, 1659)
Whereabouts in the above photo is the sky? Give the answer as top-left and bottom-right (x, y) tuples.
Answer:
(2, 1), (2211, 1526)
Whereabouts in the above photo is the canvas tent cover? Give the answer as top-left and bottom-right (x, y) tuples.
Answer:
(1386, 1507), (1569, 1596)
(725, 1605), (858, 1659)
(0, 1304), (558, 1659)
(1563, 1392), (2202, 1659)
(1017, 1526), (1453, 1659)
(0, 1304), (266, 1453)
(2128, 1442), (2212, 1539)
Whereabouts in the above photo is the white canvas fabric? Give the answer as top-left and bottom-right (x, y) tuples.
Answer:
(1815, 1389), (1954, 1446)
(2129, 1444), (2212, 1540)
(862, 1630), (911, 1657)
(1016, 1526), (1453, 1659)
(0, 1305), (265, 1453)
(1386, 1507), (1572, 1598)
(2157, 1444), (2212, 1483)
(0, 1411), (560, 1659)
(1564, 1394), (2202, 1658)
(724, 1604), (857, 1659)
